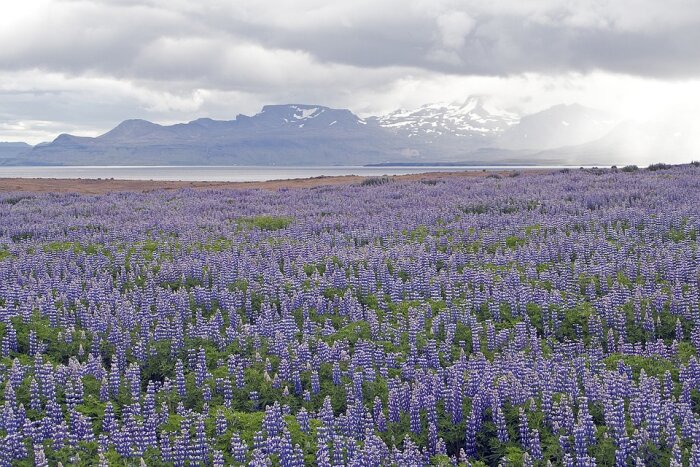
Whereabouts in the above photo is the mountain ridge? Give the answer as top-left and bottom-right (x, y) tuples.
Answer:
(1, 100), (645, 166)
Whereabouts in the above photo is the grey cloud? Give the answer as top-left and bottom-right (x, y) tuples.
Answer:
(2, 0), (700, 144)
(2, 0), (700, 84)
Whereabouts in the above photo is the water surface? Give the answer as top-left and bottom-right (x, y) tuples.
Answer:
(0, 165), (583, 182)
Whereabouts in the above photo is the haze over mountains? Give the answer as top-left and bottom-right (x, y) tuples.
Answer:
(0, 98), (685, 166)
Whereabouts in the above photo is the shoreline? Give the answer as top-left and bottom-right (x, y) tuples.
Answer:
(0, 168), (555, 194)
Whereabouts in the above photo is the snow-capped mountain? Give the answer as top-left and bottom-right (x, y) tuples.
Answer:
(372, 97), (518, 141)
(241, 104), (367, 130)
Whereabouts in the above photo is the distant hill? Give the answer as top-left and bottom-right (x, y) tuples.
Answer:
(535, 118), (700, 165)
(0, 142), (32, 159)
(498, 104), (617, 150)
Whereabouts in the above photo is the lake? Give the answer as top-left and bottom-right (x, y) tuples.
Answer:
(0, 165), (581, 182)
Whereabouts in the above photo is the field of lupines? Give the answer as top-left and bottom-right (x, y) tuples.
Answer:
(1, 165), (700, 466)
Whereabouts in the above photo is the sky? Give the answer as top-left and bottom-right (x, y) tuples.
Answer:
(2, 0), (700, 144)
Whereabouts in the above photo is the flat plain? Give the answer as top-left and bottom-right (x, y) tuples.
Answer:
(0, 169), (548, 194)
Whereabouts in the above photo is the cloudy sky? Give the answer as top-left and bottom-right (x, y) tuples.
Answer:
(2, 0), (700, 144)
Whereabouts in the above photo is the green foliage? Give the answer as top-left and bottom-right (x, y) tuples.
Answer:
(604, 353), (677, 379)
(0, 246), (12, 261)
(194, 237), (233, 252)
(503, 446), (525, 465)
(142, 341), (178, 383)
(431, 454), (452, 465)
(239, 215), (293, 231)
(330, 321), (371, 344)
(524, 224), (541, 236)
(667, 227), (696, 242)
(228, 278), (249, 293)
(556, 304), (591, 341)
(677, 341), (696, 362)
(406, 225), (430, 243)
(505, 236), (525, 249)
(42, 240), (108, 256)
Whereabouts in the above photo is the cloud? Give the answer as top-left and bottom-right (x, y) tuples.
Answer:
(436, 11), (475, 49)
(3, 0), (700, 80)
(1, 0), (700, 143)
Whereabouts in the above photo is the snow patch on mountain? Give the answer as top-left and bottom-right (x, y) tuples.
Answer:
(293, 106), (321, 120)
(375, 97), (519, 140)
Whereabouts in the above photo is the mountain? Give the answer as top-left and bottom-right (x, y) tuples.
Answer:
(536, 118), (700, 165)
(98, 119), (167, 142)
(0, 142), (31, 159)
(4, 100), (638, 166)
(369, 99), (622, 161)
(20, 105), (412, 166)
(498, 104), (617, 150)
(373, 97), (518, 141)
(94, 105), (370, 144)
